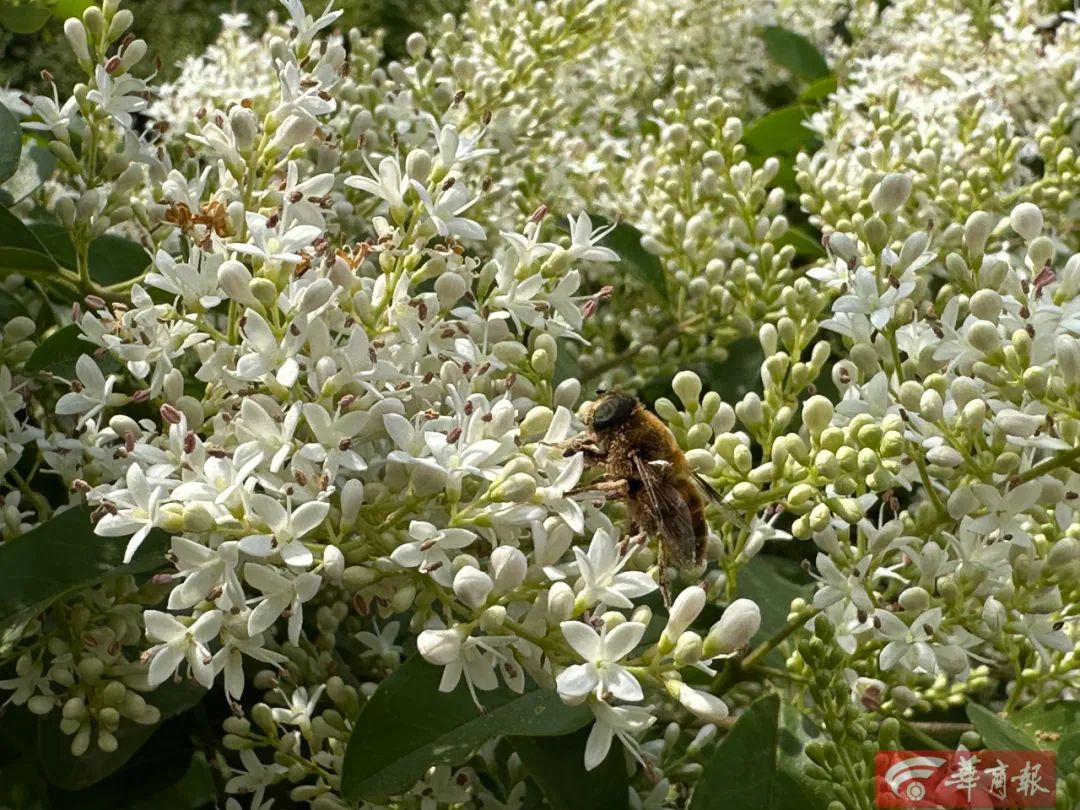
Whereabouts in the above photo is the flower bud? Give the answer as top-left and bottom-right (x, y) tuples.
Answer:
(826, 232), (857, 262)
(870, 173), (912, 214)
(994, 408), (1043, 439)
(660, 586), (706, 653)
(704, 598), (760, 656)
(453, 566), (493, 609)
(672, 682), (729, 723)
(672, 371), (702, 409)
(919, 389), (943, 422)
(1028, 236), (1054, 269)
(491, 472), (537, 503)
(964, 211), (995, 256)
(802, 395), (833, 435)
(340, 479), (364, 527)
(898, 586), (930, 613)
(982, 597), (1005, 633)
(1057, 336), (1080, 387)
(64, 18), (91, 65)
(322, 546), (344, 583)
(673, 631), (703, 666)
(926, 445), (963, 468)
(547, 582), (574, 625)
(491, 546), (527, 592)
(228, 106), (258, 151)
(217, 260), (257, 304)
(417, 628), (461, 665)
(272, 115), (318, 152)
(1010, 203), (1043, 241)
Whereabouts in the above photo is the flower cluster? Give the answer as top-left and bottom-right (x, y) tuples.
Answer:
(3, 0), (1080, 807)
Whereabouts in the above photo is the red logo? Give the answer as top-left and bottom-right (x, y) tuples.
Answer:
(875, 750), (1056, 808)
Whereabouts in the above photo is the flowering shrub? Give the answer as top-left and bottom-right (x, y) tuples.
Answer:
(2, 0), (1080, 808)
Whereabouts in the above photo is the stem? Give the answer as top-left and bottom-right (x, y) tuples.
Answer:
(1016, 445), (1080, 484)
(741, 606), (820, 672)
(581, 314), (705, 385)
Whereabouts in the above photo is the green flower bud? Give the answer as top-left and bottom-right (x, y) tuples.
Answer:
(870, 173), (912, 213)
(672, 371), (703, 410)
(861, 215), (889, 253)
(802, 395), (834, 436)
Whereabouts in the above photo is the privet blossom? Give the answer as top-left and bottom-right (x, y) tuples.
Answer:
(2, 0), (1080, 807)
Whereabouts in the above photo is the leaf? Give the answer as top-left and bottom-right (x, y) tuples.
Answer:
(695, 337), (767, 407)
(965, 703), (1037, 751)
(25, 224), (150, 284)
(1011, 701), (1080, 750)
(775, 227), (825, 261)
(0, 289), (30, 323)
(0, 505), (169, 653)
(24, 323), (118, 380)
(512, 727), (629, 810)
(0, 247), (60, 276)
(690, 694), (830, 809)
(0, 205), (52, 254)
(0, 145), (57, 205)
(760, 26), (829, 81)
(1058, 733), (1080, 777)
(736, 555), (814, 665)
(341, 655), (592, 801)
(743, 106), (815, 157)
(0, 105), (21, 185)
(39, 681), (205, 792)
(600, 221), (668, 302)
(798, 75), (838, 103)
(50, 0), (95, 20)
(88, 235), (151, 285)
(0, 5), (50, 33)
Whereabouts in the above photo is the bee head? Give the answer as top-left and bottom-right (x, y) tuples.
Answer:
(588, 392), (637, 431)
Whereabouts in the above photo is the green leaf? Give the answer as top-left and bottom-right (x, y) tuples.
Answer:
(1058, 732), (1080, 777)
(38, 680), (205, 791)
(25, 323), (118, 380)
(26, 224), (150, 284)
(0, 289), (30, 323)
(0, 246), (60, 276)
(775, 228), (825, 261)
(965, 703), (1037, 751)
(1012, 701), (1080, 751)
(0, 505), (169, 654)
(736, 555), (814, 665)
(695, 337), (767, 411)
(0, 145), (57, 205)
(601, 221), (669, 302)
(690, 694), (830, 809)
(512, 727), (629, 810)
(760, 26), (829, 81)
(341, 655), (592, 802)
(88, 234), (151, 284)
(50, 0), (95, 20)
(0, 105), (21, 185)
(797, 75), (838, 103)
(743, 106), (814, 157)
(0, 5), (51, 33)
(0, 205), (52, 254)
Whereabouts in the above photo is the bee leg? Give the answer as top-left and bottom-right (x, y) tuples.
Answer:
(568, 477), (629, 500)
(657, 548), (672, 607)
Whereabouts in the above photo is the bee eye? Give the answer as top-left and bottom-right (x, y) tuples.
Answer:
(592, 394), (634, 429)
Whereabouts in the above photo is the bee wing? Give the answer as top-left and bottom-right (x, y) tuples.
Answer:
(631, 454), (699, 567)
(692, 472), (751, 531)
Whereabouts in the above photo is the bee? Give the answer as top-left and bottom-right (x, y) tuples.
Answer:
(563, 391), (746, 602)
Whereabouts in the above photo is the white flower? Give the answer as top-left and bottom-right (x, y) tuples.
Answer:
(410, 180), (486, 241)
(391, 521), (477, 586)
(86, 65), (147, 128)
(230, 212), (320, 265)
(244, 564), (322, 645)
(876, 607), (942, 674)
(0, 655), (53, 708)
(556, 620), (646, 703)
(967, 481), (1042, 546)
(584, 700), (655, 771)
(831, 266), (915, 331)
(95, 462), (170, 563)
(346, 155), (409, 208)
(239, 494), (327, 567)
(144, 609), (223, 688)
(271, 684), (325, 726)
(564, 213), (618, 263)
(224, 749), (288, 809)
(212, 624), (286, 700)
(55, 354), (127, 429)
(167, 537), (243, 610)
(573, 528), (658, 609)
(417, 626), (522, 703)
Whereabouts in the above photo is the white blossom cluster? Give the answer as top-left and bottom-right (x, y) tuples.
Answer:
(2, 0), (1080, 807)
